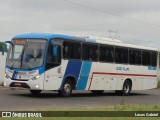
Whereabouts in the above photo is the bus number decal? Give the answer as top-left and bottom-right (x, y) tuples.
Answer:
(116, 67), (129, 71)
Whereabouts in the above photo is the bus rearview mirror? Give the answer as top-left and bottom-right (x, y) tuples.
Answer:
(52, 46), (58, 57)
(2, 41), (13, 55)
(2, 44), (5, 55)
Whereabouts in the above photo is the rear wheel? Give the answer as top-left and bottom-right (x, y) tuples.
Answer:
(59, 80), (72, 97)
(115, 80), (132, 96)
(123, 80), (131, 96)
(30, 90), (41, 96)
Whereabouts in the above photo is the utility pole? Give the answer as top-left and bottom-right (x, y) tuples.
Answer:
(108, 29), (119, 39)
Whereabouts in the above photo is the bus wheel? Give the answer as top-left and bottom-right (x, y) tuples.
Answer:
(115, 80), (132, 96)
(59, 80), (72, 97)
(30, 90), (41, 96)
(122, 80), (131, 96)
(91, 90), (104, 95)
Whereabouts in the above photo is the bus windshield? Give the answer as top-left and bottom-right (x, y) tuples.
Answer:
(6, 39), (46, 69)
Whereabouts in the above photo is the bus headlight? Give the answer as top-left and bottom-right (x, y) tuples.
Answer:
(3, 82), (7, 87)
(32, 75), (41, 80)
(4, 73), (11, 79)
(34, 84), (39, 88)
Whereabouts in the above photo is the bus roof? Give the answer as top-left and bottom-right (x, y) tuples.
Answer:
(13, 33), (158, 51)
(13, 33), (76, 40)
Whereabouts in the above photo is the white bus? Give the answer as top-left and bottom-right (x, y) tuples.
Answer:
(2, 33), (159, 96)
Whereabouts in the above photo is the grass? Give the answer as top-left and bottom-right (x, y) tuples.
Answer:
(1, 105), (160, 120)
(1, 118), (160, 120)
(46, 104), (160, 111)
(157, 81), (160, 89)
(1, 81), (160, 120)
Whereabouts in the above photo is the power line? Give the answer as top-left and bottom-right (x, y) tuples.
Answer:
(62, 0), (160, 28)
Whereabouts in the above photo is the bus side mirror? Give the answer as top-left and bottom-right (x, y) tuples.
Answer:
(2, 41), (12, 55)
(2, 44), (5, 55)
(52, 46), (58, 57)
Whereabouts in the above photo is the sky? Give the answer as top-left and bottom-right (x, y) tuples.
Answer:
(0, 0), (160, 48)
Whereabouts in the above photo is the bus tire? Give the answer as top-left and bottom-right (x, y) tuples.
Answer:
(59, 80), (72, 97)
(115, 80), (132, 96)
(91, 90), (104, 95)
(30, 90), (41, 96)
(122, 80), (132, 96)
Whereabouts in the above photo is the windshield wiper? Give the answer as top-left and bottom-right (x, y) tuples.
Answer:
(22, 61), (32, 71)
(10, 41), (29, 70)
(10, 52), (23, 69)
(19, 44), (32, 71)
(10, 54), (32, 71)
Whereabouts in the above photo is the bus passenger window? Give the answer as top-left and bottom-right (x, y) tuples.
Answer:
(90, 45), (98, 61)
(151, 51), (157, 67)
(142, 51), (150, 66)
(82, 43), (98, 61)
(99, 45), (114, 63)
(63, 41), (81, 60)
(115, 47), (128, 64)
(129, 49), (141, 65)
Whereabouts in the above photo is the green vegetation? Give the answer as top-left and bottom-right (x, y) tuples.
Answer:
(158, 81), (160, 89)
(45, 104), (160, 111)
(0, 41), (3, 52)
(0, 41), (7, 52)
(1, 105), (160, 120)
(1, 118), (160, 120)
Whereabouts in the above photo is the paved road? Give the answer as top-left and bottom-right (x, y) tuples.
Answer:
(0, 87), (160, 111)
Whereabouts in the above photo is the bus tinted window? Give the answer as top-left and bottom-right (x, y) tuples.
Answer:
(129, 49), (141, 65)
(151, 51), (157, 67)
(99, 45), (114, 62)
(82, 43), (98, 61)
(115, 47), (128, 64)
(142, 51), (150, 66)
(63, 41), (81, 59)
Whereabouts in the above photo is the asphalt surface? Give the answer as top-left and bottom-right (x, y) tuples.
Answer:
(0, 87), (160, 111)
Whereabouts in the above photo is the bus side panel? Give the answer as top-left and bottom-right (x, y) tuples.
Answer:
(87, 62), (118, 90)
(76, 61), (92, 90)
(44, 60), (68, 90)
(142, 78), (157, 90)
(86, 62), (158, 91)
(129, 78), (142, 90)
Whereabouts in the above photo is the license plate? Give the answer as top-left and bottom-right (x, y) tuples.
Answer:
(15, 82), (22, 86)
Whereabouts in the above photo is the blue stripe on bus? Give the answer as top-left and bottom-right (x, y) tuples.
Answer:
(76, 62), (92, 90)
(60, 60), (82, 90)
(12, 71), (16, 79)
(14, 71), (18, 79)
(12, 71), (18, 79)
(148, 66), (157, 70)
(64, 60), (82, 80)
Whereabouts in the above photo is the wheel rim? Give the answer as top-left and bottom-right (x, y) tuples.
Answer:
(64, 83), (71, 94)
(124, 84), (130, 94)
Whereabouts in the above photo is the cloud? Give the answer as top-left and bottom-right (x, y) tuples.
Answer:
(0, 0), (160, 48)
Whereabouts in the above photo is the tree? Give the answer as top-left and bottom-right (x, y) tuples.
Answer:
(0, 41), (7, 52)
(159, 51), (160, 67)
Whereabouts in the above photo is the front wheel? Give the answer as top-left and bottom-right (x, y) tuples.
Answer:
(59, 81), (72, 97)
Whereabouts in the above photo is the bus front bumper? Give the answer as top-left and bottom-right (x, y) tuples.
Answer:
(3, 77), (44, 90)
